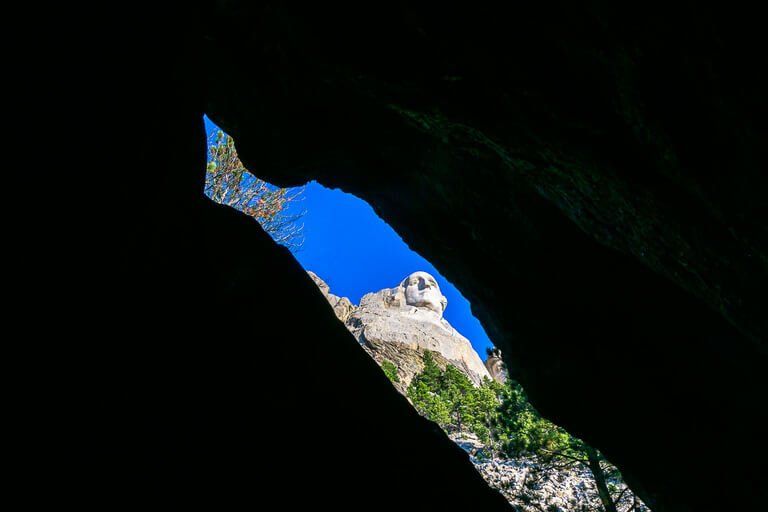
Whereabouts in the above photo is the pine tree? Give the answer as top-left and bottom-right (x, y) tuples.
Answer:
(380, 359), (400, 383)
(404, 352), (645, 510)
(407, 351), (451, 426)
(441, 365), (475, 432)
(494, 380), (624, 512)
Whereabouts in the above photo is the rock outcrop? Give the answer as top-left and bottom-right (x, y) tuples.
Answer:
(361, 335), (457, 395)
(485, 348), (508, 384)
(307, 271), (355, 323)
(451, 433), (648, 512)
(310, 270), (491, 387)
(349, 285), (492, 386)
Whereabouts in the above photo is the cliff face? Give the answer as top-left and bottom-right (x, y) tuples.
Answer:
(308, 271), (491, 387)
(362, 335), (457, 395)
(307, 271), (356, 323)
(349, 288), (491, 386)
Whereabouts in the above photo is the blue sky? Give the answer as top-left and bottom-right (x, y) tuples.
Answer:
(204, 116), (494, 358)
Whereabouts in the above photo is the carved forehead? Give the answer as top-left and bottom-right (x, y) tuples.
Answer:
(404, 271), (438, 283)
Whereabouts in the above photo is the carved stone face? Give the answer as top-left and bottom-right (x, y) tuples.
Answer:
(402, 271), (447, 316)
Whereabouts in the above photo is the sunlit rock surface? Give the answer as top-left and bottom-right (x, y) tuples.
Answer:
(485, 348), (508, 384)
(350, 272), (492, 385)
(309, 271), (491, 386)
(307, 271), (356, 322)
(451, 432), (649, 512)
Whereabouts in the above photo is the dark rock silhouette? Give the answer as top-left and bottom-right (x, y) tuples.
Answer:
(201, 5), (768, 510)
(76, 3), (766, 511)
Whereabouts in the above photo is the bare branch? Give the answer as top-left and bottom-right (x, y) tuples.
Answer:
(205, 130), (305, 251)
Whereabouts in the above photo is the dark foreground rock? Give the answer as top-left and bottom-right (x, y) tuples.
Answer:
(68, 13), (512, 509)
(72, 3), (767, 511)
(202, 4), (768, 510)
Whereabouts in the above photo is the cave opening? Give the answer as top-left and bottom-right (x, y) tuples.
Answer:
(61, 4), (767, 510)
(204, 118), (649, 512)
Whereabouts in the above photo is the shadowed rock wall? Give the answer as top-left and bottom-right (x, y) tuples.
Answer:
(201, 3), (768, 510)
(73, 3), (767, 511)
(76, 5), (511, 510)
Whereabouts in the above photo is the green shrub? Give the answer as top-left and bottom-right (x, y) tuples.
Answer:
(380, 359), (400, 383)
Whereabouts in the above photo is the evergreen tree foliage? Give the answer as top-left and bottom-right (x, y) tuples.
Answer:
(406, 351), (502, 444)
(405, 351), (641, 511)
(407, 351), (451, 427)
(380, 359), (400, 383)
